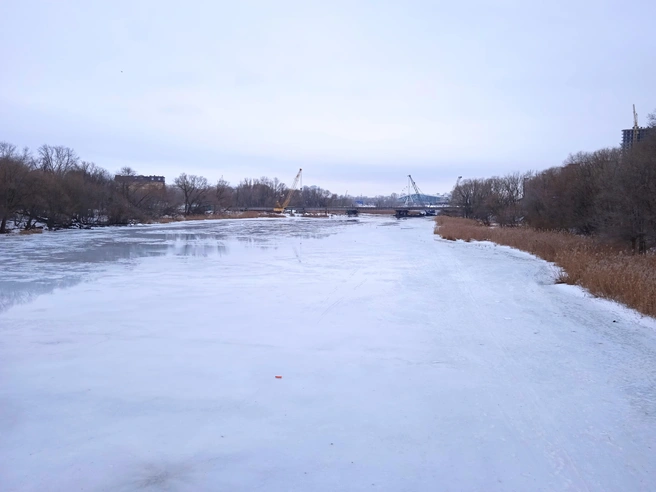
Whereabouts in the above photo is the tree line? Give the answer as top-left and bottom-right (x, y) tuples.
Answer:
(450, 110), (656, 252)
(0, 142), (350, 233)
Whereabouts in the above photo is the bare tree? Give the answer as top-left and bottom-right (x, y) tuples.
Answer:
(450, 180), (474, 218)
(489, 173), (525, 226)
(648, 109), (656, 128)
(234, 177), (284, 208)
(213, 178), (233, 213)
(118, 166), (137, 176)
(451, 178), (493, 222)
(295, 185), (335, 208)
(0, 142), (17, 160)
(38, 145), (79, 174)
(0, 143), (32, 232)
(598, 138), (656, 252)
(174, 173), (210, 215)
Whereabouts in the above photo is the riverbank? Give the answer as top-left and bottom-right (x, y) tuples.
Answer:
(434, 216), (656, 318)
(1, 211), (340, 234)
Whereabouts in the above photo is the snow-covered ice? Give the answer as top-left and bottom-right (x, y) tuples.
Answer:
(1, 216), (656, 491)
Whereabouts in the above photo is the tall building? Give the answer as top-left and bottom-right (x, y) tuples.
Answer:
(621, 127), (653, 150)
(622, 105), (653, 150)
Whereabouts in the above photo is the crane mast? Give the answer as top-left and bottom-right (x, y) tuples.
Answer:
(633, 104), (640, 147)
(633, 104), (639, 129)
(274, 168), (303, 213)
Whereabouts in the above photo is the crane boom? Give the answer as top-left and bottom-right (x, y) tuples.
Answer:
(408, 174), (425, 207)
(633, 104), (639, 130)
(274, 168), (303, 213)
(633, 104), (640, 147)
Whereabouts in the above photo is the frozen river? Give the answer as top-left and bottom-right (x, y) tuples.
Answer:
(1, 216), (656, 491)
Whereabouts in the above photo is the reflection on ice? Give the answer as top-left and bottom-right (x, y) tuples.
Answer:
(167, 239), (227, 257)
(0, 217), (360, 311)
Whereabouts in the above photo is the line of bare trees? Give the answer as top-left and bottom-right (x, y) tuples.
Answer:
(0, 142), (348, 233)
(0, 143), (150, 233)
(450, 110), (656, 252)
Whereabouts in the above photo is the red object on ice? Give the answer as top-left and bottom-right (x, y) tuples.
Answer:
(275, 375), (282, 379)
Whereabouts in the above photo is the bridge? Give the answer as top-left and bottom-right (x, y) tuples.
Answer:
(251, 170), (457, 217)
(234, 205), (459, 217)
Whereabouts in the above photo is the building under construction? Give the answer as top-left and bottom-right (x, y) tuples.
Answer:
(621, 105), (653, 150)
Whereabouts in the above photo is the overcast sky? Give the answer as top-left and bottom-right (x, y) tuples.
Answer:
(1, 0), (654, 196)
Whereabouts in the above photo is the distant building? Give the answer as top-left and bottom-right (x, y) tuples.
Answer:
(621, 128), (653, 150)
(114, 175), (166, 188)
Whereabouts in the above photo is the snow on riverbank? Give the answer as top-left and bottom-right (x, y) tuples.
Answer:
(1, 217), (656, 491)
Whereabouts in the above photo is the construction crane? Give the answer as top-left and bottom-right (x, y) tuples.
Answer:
(633, 104), (640, 147)
(273, 168), (302, 213)
(406, 174), (436, 215)
(407, 175), (425, 207)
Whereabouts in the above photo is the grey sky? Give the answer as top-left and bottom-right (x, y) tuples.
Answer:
(1, 0), (654, 196)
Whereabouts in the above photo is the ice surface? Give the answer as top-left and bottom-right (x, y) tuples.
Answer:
(1, 216), (656, 491)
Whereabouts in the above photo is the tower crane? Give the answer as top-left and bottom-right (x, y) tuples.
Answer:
(274, 168), (302, 213)
(633, 104), (640, 147)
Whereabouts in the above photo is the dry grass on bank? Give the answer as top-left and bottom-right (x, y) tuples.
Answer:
(434, 216), (656, 318)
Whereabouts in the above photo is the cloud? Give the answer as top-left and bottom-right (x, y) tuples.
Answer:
(1, 0), (654, 194)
